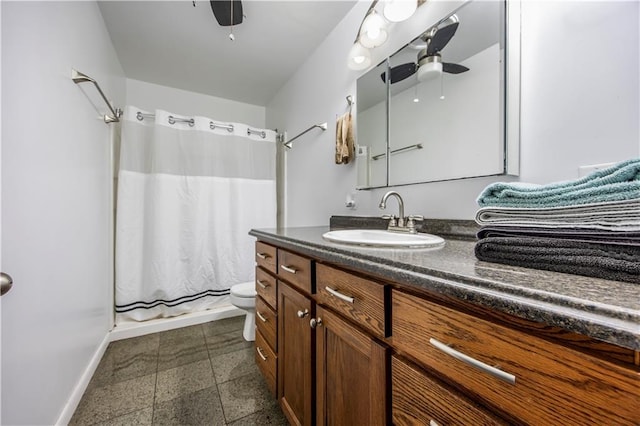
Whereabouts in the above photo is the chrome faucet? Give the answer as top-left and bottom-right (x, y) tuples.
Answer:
(379, 191), (423, 233)
(379, 191), (405, 227)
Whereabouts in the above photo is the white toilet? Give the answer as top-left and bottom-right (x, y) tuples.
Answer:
(230, 282), (257, 341)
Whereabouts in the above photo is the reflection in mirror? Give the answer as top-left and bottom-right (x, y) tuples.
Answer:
(356, 0), (517, 189)
(356, 59), (389, 189)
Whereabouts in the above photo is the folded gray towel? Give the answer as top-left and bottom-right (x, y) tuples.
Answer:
(477, 226), (640, 245)
(474, 237), (640, 284)
(475, 199), (640, 231)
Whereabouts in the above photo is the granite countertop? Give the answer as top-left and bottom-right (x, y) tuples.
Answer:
(249, 226), (640, 351)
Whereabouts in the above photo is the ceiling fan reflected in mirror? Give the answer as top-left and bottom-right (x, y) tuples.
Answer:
(381, 16), (470, 84)
(209, 0), (243, 40)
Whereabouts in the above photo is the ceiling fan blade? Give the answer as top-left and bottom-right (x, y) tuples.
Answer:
(442, 62), (469, 74)
(210, 0), (243, 26)
(381, 62), (418, 84)
(427, 22), (459, 55)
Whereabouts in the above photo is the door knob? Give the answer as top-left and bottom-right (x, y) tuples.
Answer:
(1, 272), (14, 296)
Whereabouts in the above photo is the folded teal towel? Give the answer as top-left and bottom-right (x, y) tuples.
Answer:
(477, 158), (640, 208)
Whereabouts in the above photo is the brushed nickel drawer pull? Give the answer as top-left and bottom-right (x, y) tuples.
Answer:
(429, 338), (516, 385)
(256, 346), (268, 361)
(256, 311), (268, 322)
(256, 280), (269, 289)
(429, 420), (440, 426)
(280, 265), (298, 274)
(256, 252), (269, 259)
(325, 286), (355, 304)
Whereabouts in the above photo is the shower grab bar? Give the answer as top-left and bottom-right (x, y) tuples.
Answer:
(283, 122), (328, 149)
(71, 69), (122, 124)
(372, 143), (423, 160)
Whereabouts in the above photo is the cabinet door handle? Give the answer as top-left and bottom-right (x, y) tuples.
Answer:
(256, 311), (268, 322)
(256, 252), (269, 260)
(429, 338), (516, 385)
(280, 265), (297, 274)
(429, 420), (440, 426)
(325, 286), (355, 304)
(256, 346), (268, 361)
(256, 280), (269, 289)
(310, 317), (323, 329)
(297, 309), (309, 318)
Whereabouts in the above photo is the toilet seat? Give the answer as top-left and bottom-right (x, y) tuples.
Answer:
(230, 282), (256, 298)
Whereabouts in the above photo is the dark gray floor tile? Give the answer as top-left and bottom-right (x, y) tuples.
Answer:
(94, 407), (153, 426)
(218, 373), (276, 423)
(206, 329), (253, 358)
(89, 341), (159, 389)
(158, 324), (204, 344)
(155, 359), (215, 404)
(226, 404), (288, 426)
(202, 315), (245, 338)
(70, 374), (156, 425)
(158, 337), (209, 371)
(210, 348), (259, 384)
(153, 386), (226, 426)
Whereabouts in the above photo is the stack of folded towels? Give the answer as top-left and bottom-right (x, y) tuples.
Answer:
(474, 158), (640, 284)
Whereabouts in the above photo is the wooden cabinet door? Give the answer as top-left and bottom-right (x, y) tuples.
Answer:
(278, 282), (313, 426)
(315, 306), (388, 426)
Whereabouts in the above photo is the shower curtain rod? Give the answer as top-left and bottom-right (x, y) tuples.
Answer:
(283, 122), (328, 149)
(71, 69), (122, 123)
(135, 111), (268, 138)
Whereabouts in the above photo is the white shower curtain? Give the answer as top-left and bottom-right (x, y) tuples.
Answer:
(115, 106), (276, 322)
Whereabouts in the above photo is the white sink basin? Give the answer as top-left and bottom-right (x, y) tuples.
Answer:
(322, 229), (445, 248)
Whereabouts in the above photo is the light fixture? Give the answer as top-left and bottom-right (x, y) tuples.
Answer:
(348, 42), (372, 70)
(383, 0), (417, 23)
(348, 0), (420, 71)
(359, 11), (388, 48)
(417, 55), (442, 82)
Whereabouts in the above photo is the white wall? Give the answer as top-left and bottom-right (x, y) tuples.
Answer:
(126, 78), (266, 128)
(1, 2), (125, 424)
(267, 0), (639, 225)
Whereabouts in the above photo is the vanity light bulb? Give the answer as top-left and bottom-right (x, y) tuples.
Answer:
(359, 12), (388, 48)
(383, 0), (417, 23)
(348, 42), (372, 70)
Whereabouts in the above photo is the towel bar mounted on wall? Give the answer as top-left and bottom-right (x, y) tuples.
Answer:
(71, 69), (122, 123)
(283, 122), (328, 149)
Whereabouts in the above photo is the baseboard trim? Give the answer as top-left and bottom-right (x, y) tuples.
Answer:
(55, 333), (110, 426)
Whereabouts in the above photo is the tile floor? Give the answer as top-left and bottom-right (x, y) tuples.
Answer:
(70, 316), (288, 425)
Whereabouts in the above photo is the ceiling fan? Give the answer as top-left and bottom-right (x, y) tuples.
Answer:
(209, 0), (243, 26)
(381, 18), (470, 84)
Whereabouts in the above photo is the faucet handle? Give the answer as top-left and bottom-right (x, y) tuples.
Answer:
(406, 215), (424, 233)
(382, 214), (397, 227)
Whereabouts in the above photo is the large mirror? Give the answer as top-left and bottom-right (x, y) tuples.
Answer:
(356, 0), (520, 189)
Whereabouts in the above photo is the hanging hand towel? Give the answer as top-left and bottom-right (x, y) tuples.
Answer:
(335, 112), (355, 164)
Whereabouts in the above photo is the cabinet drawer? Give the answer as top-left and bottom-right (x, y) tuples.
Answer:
(392, 290), (640, 425)
(255, 241), (277, 274)
(392, 356), (506, 426)
(255, 267), (277, 310)
(316, 264), (386, 338)
(256, 296), (277, 352)
(255, 330), (277, 397)
(277, 249), (313, 294)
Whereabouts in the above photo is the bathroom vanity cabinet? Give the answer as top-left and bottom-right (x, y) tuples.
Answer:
(252, 232), (640, 425)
